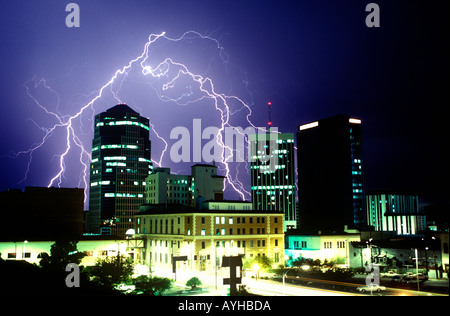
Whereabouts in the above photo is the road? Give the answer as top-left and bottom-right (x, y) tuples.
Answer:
(275, 275), (447, 296)
(151, 267), (447, 297)
(244, 277), (357, 296)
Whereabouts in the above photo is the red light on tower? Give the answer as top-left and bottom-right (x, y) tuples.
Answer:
(267, 101), (272, 127)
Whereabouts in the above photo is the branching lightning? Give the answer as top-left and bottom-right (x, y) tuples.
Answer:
(11, 31), (261, 203)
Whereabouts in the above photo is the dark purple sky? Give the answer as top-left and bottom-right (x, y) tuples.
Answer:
(0, 0), (448, 206)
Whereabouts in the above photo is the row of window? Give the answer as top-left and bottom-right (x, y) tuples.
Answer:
(148, 239), (279, 250)
(211, 227), (277, 236)
(211, 216), (277, 225)
(324, 241), (346, 249)
(290, 240), (347, 250)
(195, 226), (279, 236)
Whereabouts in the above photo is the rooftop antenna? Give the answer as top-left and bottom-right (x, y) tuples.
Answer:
(267, 101), (272, 132)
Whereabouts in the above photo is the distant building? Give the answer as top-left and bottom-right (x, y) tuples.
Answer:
(0, 187), (84, 241)
(366, 191), (426, 235)
(144, 164), (224, 209)
(87, 104), (153, 237)
(145, 168), (193, 206)
(297, 115), (366, 233)
(250, 132), (296, 230)
(134, 204), (284, 274)
(191, 164), (225, 204)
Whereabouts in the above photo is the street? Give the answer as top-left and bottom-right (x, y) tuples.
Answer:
(148, 266), (448, 297)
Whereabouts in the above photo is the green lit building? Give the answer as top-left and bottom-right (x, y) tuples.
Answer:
(250, 132), (296, 231)
(87, 104), (152, 237)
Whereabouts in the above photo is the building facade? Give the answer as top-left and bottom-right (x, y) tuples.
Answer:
(87, 104), (152, 237)
(297, 115), (366, 233)
(134, 204), (284, 276)
(144, 164), (224, 208)
(285, 231), (361, 268)
(366, 191), (426, 235)
(250, 132), (296, 230)
(191, 164), (225, 204)
(145, 168), (193, 206)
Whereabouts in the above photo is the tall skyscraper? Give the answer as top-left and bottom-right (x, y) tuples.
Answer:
(87, 104), (152, 237)
(250, 132), (296, 230)
(297, 115), (366, 233)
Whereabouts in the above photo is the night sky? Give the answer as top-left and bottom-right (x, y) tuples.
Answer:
(0, 0), (448, 207)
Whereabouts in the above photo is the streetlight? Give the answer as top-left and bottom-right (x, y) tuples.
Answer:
(215, 241), (220, 291)
(413, 248), (420, 293)
(253, 263), (260, 281)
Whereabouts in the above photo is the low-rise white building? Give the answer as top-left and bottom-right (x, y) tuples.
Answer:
(0, 238), (140, 266)
(285, 230), (361, 267)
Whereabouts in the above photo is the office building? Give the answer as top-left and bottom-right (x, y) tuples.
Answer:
(250, 132), (296, 230)
(297, 115), (366, 233)
(191, 164), (225, 205)
(87, 104), (152, 237)
(144, 164), (224, 208)
(366, 191), (426, 235)
(145, 168), (193, 206)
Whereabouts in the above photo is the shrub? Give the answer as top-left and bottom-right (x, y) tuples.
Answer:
(186, 276), (202, 290)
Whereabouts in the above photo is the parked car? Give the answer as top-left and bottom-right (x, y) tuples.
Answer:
(381, 270), (399, 278)
(357, 284), (386, 293)
(400, 272), (428, 283)
(410, 273), (428, 282)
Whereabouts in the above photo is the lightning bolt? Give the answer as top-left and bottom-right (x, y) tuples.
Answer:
(11, 31), (261, 203)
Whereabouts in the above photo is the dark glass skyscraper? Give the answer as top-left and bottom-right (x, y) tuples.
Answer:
(87, 104), (152, 237)
(250, 132), (296, 230)
(297, 115), (366, 233)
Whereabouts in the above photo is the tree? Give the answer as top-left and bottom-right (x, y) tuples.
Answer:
(243, 255), (273, 271)
(133, 275), (172, 295)
(88, 254), (134, 289)
(39, 240), (85, 272)
(186, 277), (202, 290)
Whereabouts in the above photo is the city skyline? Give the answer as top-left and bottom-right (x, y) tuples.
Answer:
(0, 0), (448, 209)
